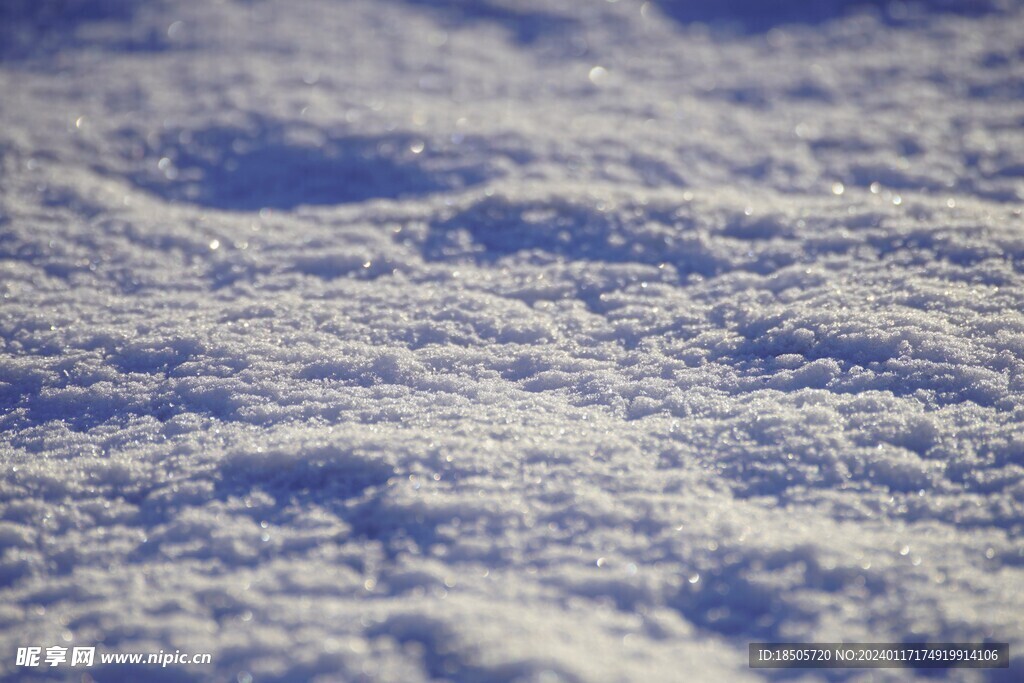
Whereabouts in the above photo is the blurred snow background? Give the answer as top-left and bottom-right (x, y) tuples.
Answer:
(1, 0), (1023, 681)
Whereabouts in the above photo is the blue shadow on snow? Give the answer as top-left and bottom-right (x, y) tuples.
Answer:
(116, 119), (491, 211)
(650, 0), (1009, 33)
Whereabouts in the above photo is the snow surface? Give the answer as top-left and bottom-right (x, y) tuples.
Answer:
(1, 0), (1023, 681)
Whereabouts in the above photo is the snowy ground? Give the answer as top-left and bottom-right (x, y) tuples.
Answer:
(1, 0), (1023, 681)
